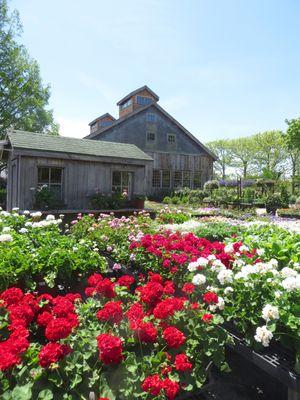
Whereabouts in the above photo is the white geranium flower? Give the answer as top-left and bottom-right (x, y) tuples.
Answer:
(196, 257), (209, 267)
(188, 261), (198, 272)
(217, 269), (233, 285)
(281, 267), (297, 278)
(46, 214), (55, 221)
(19, 228), (28, 234)
(0, 234), (13, 242)
(224, 286), (234, 295)
(2, 227), (11, 233)
(257, 248), (265, 256)
(30, 211), (42, 218)
(211, 259), (226, 272)
(239, 245), (249, 252)
(0, 211), (10, 217)
(269, 259), (278, 268)
(207, 254), (216, 261)
(224, 243), (234, 253)
(25, 221), (33, 227)
(217, 296), (225, 310)
(254, 325), (273, 347)
(262, 304), (279, 322)
(281, 276), (300, 292)
(192, 273), (206, 286)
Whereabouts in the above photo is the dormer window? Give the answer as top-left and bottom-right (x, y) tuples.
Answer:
(99, 120), (113, 128)
(91, 123), (97, 133)
(120, 98), (132, 110)
(136, 96), (152, 106)
(168, 134), (176, 143)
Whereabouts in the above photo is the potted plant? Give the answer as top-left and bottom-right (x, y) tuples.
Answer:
(129, 194), (146, 209)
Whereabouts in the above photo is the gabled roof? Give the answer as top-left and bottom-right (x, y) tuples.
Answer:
(84, 104), (217, 161)
(89, 113), (116, 126)
(6, 130), (153, 161)
(117, 85), (159, 106)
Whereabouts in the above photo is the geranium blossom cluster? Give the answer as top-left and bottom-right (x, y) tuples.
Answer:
(0, 287), (80, 371)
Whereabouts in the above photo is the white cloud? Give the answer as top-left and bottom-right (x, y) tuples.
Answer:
(57, 116), (89, 138)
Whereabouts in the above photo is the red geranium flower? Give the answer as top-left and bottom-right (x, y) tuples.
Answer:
(96, 301), (123, 325)
(96, 278), (116, 298)
(174, 353), (193, 371)
(182, 283), (195, 295)
(97, 333), (123, 365)
(203, 291), (218, 304)
(134, 321), (158, 343)
(39, 342), (72, 368)
(116, 275), (135, 289)
(163, 326), (186, 349)
(162, 378), (180, 400)
(202, 313), (213, 323)
(0, 287), (24, 306)
(45, 317), (73, 341)
(142, 374), (163, 396)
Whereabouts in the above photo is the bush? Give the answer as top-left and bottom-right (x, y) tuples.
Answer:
(90, 192), (126, 210)
(171, 196), (180, 205)
(162, 196), (172, 204)
(277, 208), (300, 219)
(195, 222), (244, 241)
(203, 180), (220, 192)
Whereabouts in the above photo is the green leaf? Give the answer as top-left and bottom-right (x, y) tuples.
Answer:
(37, 389), (54, 400)
(11, 383), (33, 400)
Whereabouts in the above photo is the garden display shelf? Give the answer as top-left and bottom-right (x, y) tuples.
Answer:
(225, 326), (300, 399)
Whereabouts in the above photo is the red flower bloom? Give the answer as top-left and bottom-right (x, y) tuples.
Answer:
(8, 303), (35, 325)
(45, 317), (73, 341)
(37, 311), (53, 327)
(163, 281), (175, 295)
(182, 283), (195, 295)
(96, 279), (116, 298)
(126, 302), (145, 329)
(203, 291), (218, 304)
(137, 281), (164, 306)
(97, 333), (123, 365)
(174, 353), (193, 372)
(85, 287), (97, 297)
(142, 374), (163, 396)
(153, 298), (185, 320)
(52, 298), (75, 318)
(202, 313), (213, 323)
(39, 342), (72, 368)
(135, 321), (158, 343)
(163, 326), (186, 349)
(96, 301), (123, 325)
(0, 287), (24, 306)
(116, 275), (135, 288)
(162, 378), (180, 400)
(87, 273), (103, 287)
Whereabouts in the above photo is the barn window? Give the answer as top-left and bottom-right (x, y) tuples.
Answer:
(137, 96), (152, 106)
(162, 170), (171, 188)
(182, 171), (191, 188)
(112, 171), (132, 196)
(146, 113), (156, 123)
(152, 170), (161, 187)
(37, 167), (63, 200)
(174, 171), (182, 188)
(168, 134), (176, 143)
(147, 132), (156, 142)
(193, 172), (202, 188)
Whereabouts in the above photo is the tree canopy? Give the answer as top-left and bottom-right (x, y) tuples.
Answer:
(0, 0), (58, 138)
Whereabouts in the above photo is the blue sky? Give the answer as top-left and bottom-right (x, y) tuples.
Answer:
(12, 0), (300, 141)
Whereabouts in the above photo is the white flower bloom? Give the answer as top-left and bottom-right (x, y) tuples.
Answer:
(46, 214), (55, 221)
(0, 234), (13, 242)
(188, 261), (198, 272)
(12, 207), (19, 212)
(281, 276), (300, 292)
(239, 245), (249, 252)
(217, 269), (233, 285)
(254, 325), (273, 347)
(196, 257), (209, 267)
(19, 228), (28, 234)
(25, 221), (33, 227)
(257, 248), (265, 256)
(217, 296), (225, 310)
(274, 291), (282, 298)
(207, 254), (216, 261)
(0, 211), (10, 217)
(224, 286), (234, 295)
(262, 304), (279, 322)
(23, 210), (30, 216)
(224, 243), (234, 253)
(233, 259), (246, 268)
(269, 259), (278, 268)
(211, 259), (226, 272)
(72, 246), (78, 252)
(192, 273), (206, 286)
(2, 227), (11, 233)
(281, 267), (297, 278)
(30, 211), (42, 218)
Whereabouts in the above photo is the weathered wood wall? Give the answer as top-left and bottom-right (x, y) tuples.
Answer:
(8, 154), (147, 210)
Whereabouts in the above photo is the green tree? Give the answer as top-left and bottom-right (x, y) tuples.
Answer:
(206, 139), (233, 179)
(0, 0), (58, 138)
(252, 130), (287, 179)
(228, 136), (256, 178)
(284, 118), (300, 193)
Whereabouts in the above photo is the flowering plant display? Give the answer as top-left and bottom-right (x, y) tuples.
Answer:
(157, 207), (191, 225)
(0, 272), (228, 399)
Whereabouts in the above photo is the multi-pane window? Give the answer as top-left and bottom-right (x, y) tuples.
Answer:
(174, 171), (182, 188)
(147, 132), (156, 142)
(183, 171), (191, 188)
(152, 170), (161, 187)
(168, 134), (176, 143)
(99, 120), (113, 128)
(112, 171), (132, 195)
(193, 172), (202, 188)
(120, 99), (132, 110)
(37, 167), (63, 200)
(146, 113), (156, 123)
(137, 96), (152, 106)
(162, 171), (171, 188)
